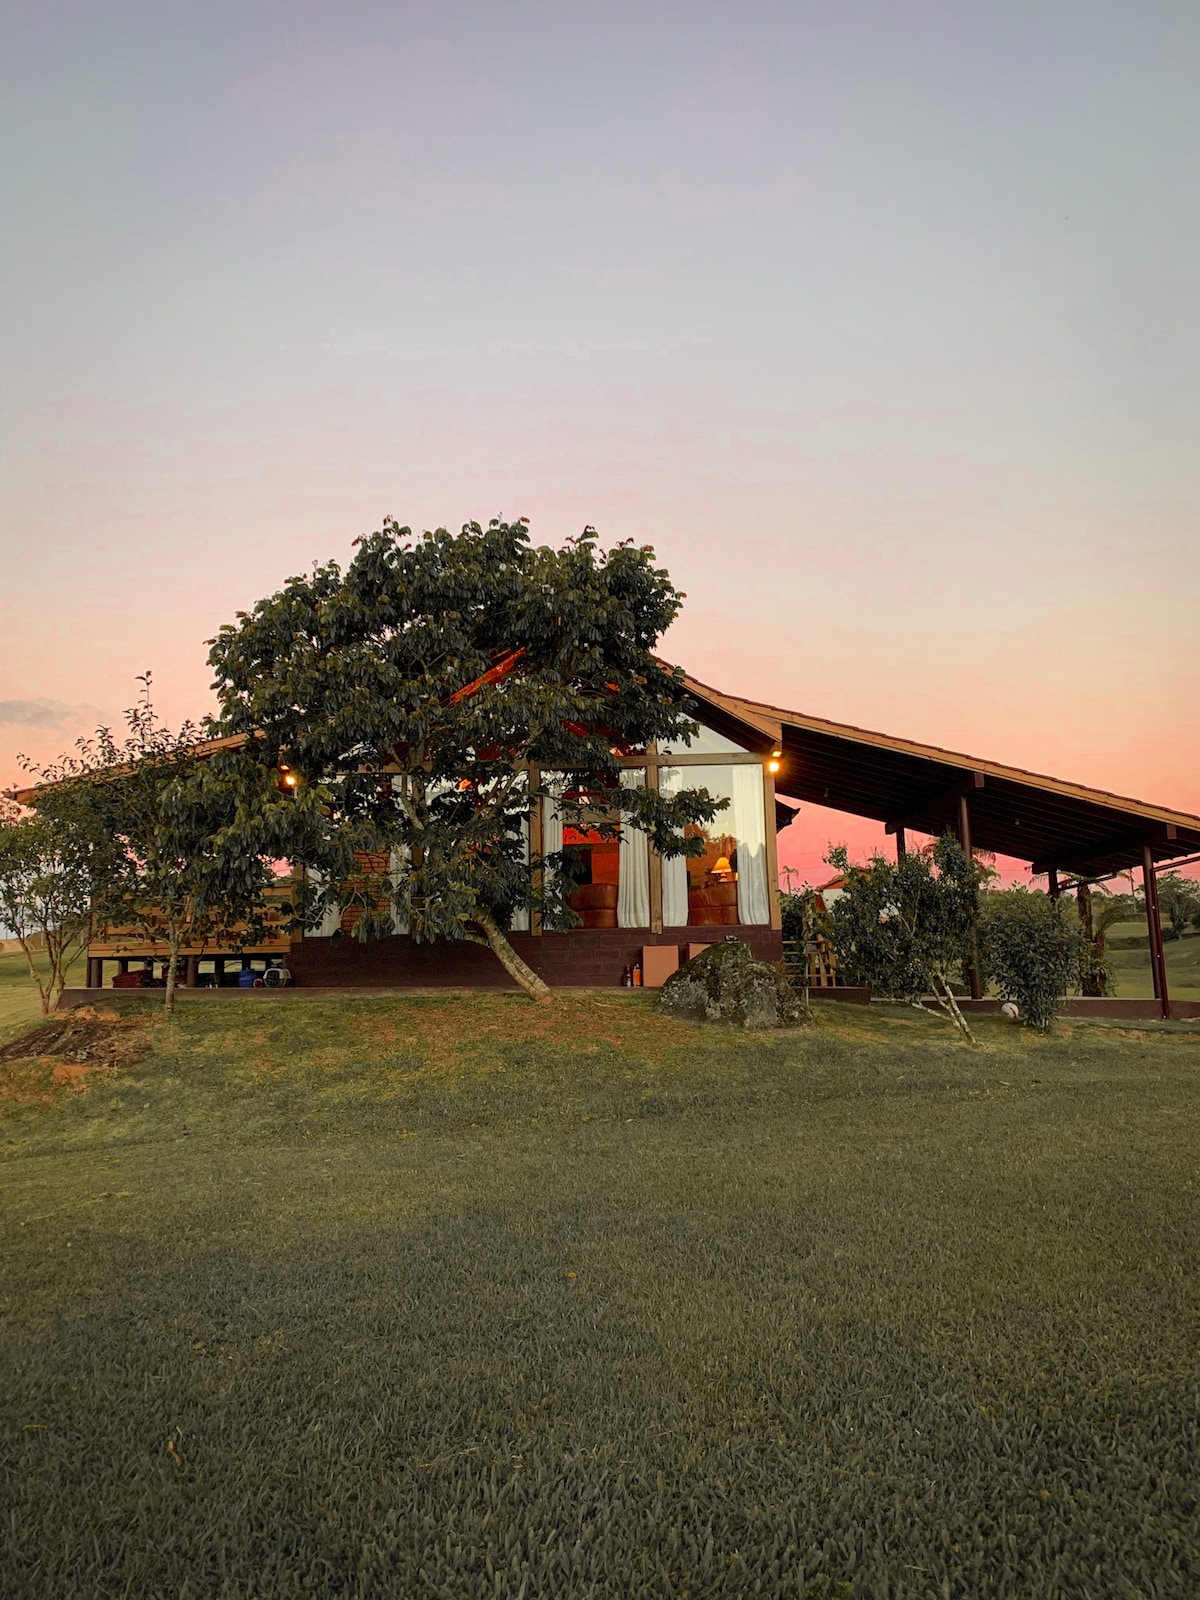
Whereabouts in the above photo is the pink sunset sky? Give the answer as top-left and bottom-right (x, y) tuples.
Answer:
(2, 2), (1198, 885)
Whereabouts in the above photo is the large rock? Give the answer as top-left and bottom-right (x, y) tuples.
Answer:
(656, 939), (810, 1029)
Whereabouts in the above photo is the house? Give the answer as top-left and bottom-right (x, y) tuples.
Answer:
(14, 671), (1200, 1015)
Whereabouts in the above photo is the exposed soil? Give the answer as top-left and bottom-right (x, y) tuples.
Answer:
(0, 1009), (150, 1102)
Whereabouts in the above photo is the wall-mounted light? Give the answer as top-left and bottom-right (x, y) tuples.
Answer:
(768, 760), (781, 774)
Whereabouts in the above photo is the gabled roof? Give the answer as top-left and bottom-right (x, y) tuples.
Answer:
(11, 668), (1198, 878)
(681, 673), (1200, 877)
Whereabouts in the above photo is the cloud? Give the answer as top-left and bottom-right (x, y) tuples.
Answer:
(0, 698), (101, 730)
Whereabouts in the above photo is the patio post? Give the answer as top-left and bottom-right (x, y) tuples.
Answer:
(1142, 845), (1171, 1020)
(958, 793), (983, 1000)
(894, 825), (906, 861)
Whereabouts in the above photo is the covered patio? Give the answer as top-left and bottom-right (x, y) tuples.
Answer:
(687, 674), (1200, 1020)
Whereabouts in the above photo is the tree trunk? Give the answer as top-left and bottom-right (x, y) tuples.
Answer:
(44, 930), (65, 1016)
(472, 908), (551, 1002)
(931, 971), (976, 1044)
(17, 932), (52, 1014)
(165, 928), (181, 1013)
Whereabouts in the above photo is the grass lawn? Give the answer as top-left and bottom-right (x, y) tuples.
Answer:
(2, 991), (1198, 1598)
(1104, 924), (1200, 1001)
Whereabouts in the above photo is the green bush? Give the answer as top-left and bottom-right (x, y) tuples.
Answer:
(827, 834), (980, 1040)
(981, 888), (1086, 1030)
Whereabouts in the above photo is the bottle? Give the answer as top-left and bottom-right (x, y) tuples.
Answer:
(632, 960), (643, 987)
(621, 964), (632, 987)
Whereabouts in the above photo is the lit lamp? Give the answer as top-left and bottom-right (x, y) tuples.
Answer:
(712, 855), (733, 881)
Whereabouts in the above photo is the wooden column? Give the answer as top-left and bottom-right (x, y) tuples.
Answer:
(957, 793), (972, 858)
(894, 826), (907, 862)
(1047, 868), (1060, 900)
(1142, 846), (1171, 1020)
(763, 768), (783, 931)
(957, 793), (983, 1000)
(186, 955), (200, 989)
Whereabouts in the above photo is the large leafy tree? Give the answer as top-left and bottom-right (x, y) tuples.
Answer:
(825, 834), (981, 1041)
(23, 679), (291, 1012)
(206, 520), (722, 1000)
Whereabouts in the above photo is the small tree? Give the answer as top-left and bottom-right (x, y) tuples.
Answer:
(207, 520), (722, 1001)
(825, 833), (980, 1042)
(1069, 881), (1139, 996)
(0, 799), (118, 1014)
(1157, 872), (1200, 940)
(979, 888), (1086, 1030)
(23, 678), (289, 1013)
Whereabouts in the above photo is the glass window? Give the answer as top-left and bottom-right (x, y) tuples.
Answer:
(544, 771), (650, 929)
(658, 721), (750, 756)
(659, 764), (770, 926)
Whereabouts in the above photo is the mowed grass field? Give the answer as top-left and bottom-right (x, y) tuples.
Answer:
(2, 986), (1198, 1600)
(1104, 924), (1200, 1000)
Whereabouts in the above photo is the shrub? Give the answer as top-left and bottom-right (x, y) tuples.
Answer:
(980, 888), (1086, 1030)
(826, 834), (980, 1042)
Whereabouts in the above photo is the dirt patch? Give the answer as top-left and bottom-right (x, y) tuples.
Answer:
(0, 1009), (151, 1103)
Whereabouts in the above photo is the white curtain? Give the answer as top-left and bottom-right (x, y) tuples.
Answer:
(618, 768), (650, 928)
(510, 809), (531, 932)
(732, 764), (771, 925)
(541, 775), (564, 920)
(658, 767), (690, 927)
(541, 776), (564, 857)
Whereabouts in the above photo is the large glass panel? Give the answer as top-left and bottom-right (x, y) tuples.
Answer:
(546, 771), (649, 929)
(658, 720), (750, 756)
(658, 763), (770, 926)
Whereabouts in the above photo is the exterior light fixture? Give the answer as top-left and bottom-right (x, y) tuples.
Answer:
(768, 760), (780, 774)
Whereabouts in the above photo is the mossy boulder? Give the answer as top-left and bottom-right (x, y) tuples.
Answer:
(656, 939), (810, 1029)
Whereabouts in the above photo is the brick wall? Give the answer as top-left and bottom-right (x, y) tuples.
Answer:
(287, 926), (784, 989)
